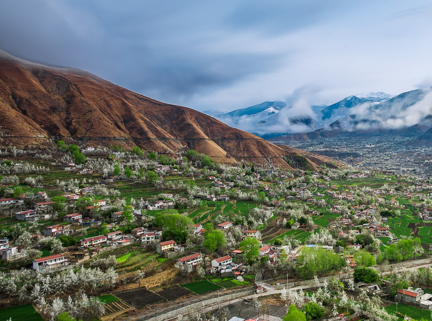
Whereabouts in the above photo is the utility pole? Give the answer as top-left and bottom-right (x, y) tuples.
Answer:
(287, 273), (289, 289)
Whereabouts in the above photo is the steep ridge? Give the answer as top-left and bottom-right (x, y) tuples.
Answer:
(0, 53), (342, 170)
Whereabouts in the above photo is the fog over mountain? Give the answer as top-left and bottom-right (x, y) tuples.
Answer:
(209, 88), (432, 138)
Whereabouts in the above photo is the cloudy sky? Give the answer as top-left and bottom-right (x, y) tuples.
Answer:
(1, 0), (432, 112)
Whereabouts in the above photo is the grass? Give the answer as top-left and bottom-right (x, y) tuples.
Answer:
(181, 280), (222, 294)
(0, 304), (44, 321)
(98, 294), (119, 304)
(270, 229), (311, 243)
(210, 277), (250, 289)
(116, 252), (136, 263)
(385, 303), (432, 321)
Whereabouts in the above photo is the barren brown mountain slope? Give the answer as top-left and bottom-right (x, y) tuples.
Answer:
(0, 53), (342, 170)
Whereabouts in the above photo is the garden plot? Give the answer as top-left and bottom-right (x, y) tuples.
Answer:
(115, 288), (165, 310)
(155, 285), (194, 301)
(181, 280), (222, 294)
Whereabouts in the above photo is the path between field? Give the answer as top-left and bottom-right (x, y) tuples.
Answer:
(125, 257), (432, 321)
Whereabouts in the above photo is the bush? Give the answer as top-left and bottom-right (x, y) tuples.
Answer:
(353, 267), (379, 283)
(303, 302), (324, 321)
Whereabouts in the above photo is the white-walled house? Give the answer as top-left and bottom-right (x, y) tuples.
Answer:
(80, 235), (107, 247)
(141, 232), (156, 244)
(63, 213), (82, 223)
(217, 221), (233, 230)
(33, 254), (68, 271)
(177, 253), (202, 266)
(211, 255), (232, 269)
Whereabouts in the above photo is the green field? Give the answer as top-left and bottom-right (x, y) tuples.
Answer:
(181, 280), (222, 294)
(98, 294), (119, 303)
(210, 277), (250, 289)
(270, 229), (311, 243)
(385, 303), (432, 321)
(0, 304), (44, 321)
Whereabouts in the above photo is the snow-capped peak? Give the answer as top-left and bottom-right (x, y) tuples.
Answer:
(354, 92), (393, 100)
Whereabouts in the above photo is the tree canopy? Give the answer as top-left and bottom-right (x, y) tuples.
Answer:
(203, 223), (226, 252)
(283, 304), (306, 321)
(239, 237), (261, 264)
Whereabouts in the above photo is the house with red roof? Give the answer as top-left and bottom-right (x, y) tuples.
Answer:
(63, 213), (82, 223)
(33, 254), (68, 271)
(141, 232), (156, 245)
(176, 253), (202, 267)
(211, 255), (232, 270)
(106, 230), (122, 241)
(80, 235), (107, 247)
(396, 288), (424, 304)
(217, 221), (233, 230)
(156, 240), (177, 254)
(43, 224), (70, 237)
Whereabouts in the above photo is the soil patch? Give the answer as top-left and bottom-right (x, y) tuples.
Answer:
(155, 285), (194, 301)
(115, 288), (165, 310)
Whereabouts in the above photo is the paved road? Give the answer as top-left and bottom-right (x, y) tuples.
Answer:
(127, 257), (432, 321)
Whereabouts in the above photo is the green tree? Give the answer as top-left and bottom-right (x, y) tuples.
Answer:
(74, 152), (86, 165)
(239, 237), (261, 264)
(186, 150), (198, 158)
(124, 166), (133, 178)
(155, 213), (193, 244)
(13, 187), (23, 199)
(258, 191), (266, 203)
(384, 244), (400, 262)
(390, 279), (410, 297)
(203, 223), (226, 252)
(295, 247), (346, 279)
(56, 140), (68, 151)
(283, 304), (306, 321)
(353, 267), (379, 283)
(202, 155), (212, 167)
(121, 205), (134, 223)
(113, 164), (121, 176)
(69, 144), (80, 155)
(356, 234), (374, 246)
(147, 171), (159, 183)
(132, 146), (144, 156)
(303, 302), (324, 321)
(52, 196), (67, 213)
(58, 234), (77, 247)
(354, 250), (376, 267)
(148, 152), (157, 160)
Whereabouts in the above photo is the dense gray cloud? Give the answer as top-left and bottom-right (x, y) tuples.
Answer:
(1, 0), (432, 113)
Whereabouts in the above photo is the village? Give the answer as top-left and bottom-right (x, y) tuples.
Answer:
(1, 143), (432, 321)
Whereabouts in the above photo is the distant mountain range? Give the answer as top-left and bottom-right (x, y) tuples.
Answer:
(209, 89), (432, 145)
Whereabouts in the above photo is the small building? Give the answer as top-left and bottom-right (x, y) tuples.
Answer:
(80, 235), (107, 247)
(291, 222), (300, 230)
(396, 288), (423, 304)
(193, 224), (203, 234)
(141, 232), (156, 245)
(63, 213), (82, 223)
(211, 255), (232, 269)
(16, 210), (37, 221)
(33, 254), (68, 271)
(156, 240), (177, 254)
(111, 211), (122, 220)
(132, 227), (146, 236)
(43, 224), (69, 237)
(243, 230), (259, 239)
(177, 253), (202, 266)
(259, 245), (272, 256)
(106, 231), (122, 241)
(217, 221), (233, 230)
